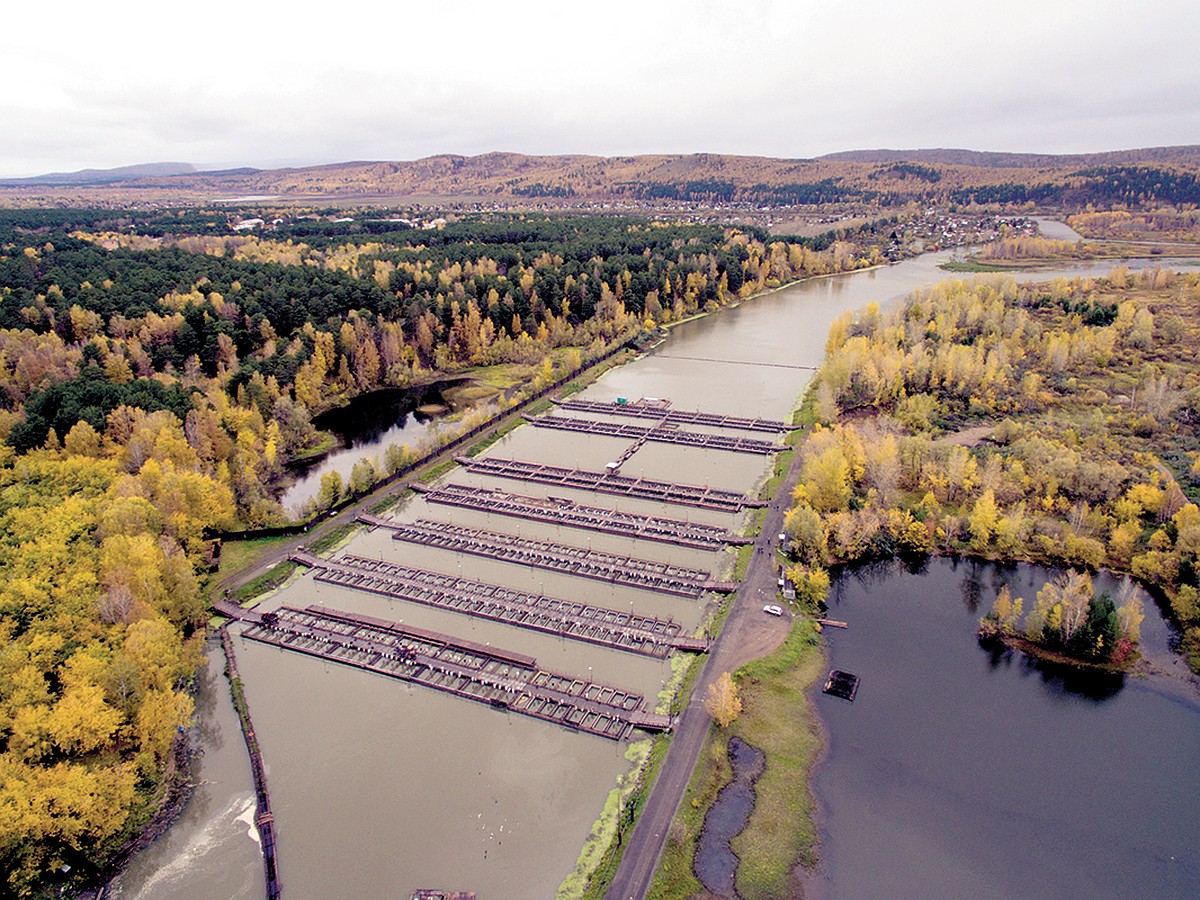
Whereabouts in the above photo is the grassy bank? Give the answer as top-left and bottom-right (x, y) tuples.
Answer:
(730, 619), (824, 896)
(649, 619), (825, 899)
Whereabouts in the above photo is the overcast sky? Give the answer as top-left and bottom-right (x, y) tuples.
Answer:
(3, 0), (1197, 177)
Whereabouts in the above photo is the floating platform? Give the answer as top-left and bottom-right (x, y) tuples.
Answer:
(420, 482), (747, 549)
(823, 670), (860, 701)
(290, 550), (709, 657)
(361, 516), (730, 599)
(455, 456), (764, 512)
(239, 605), (670, 741)
(526, 414), (781, 455)
(557, 398), (793, 433)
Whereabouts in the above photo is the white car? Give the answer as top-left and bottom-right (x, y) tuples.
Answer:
(762, 604), (784, 616)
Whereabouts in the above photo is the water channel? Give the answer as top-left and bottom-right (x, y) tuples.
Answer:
(113, 249), (1198, 898)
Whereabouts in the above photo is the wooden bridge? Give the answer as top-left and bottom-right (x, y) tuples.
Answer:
(290, 550), (710, 658)
(359, 516), (736, 598)
(526, 414), (781, 455)
(455, 456), (765, 512)
(414, 482), (747, 550)
(556, 398), (793, 433)
(238, 605), (672, 741)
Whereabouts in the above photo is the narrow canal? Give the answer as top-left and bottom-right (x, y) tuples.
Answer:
(113, 251), (1198, 898)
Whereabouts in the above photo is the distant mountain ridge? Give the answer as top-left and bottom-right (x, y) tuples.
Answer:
(1, 162), (198, 186)
(819, 145), (1200, 168)
(3, 146), (1199, 205)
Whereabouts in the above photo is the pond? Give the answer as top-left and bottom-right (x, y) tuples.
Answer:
(278, 380), (459, 515)
(808, 557), (1200, 900)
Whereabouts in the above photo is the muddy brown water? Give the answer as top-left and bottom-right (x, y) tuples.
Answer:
(109, 647), (265, 899)
(117, 252), (1196, 898)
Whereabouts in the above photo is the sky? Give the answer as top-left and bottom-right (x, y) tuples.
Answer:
(3, 0), (1198, 178)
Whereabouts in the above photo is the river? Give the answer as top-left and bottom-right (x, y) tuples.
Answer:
(112, 247), (1197, 898)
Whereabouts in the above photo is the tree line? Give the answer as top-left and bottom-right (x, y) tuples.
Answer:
(0, 208), (887, 895)
(783, 267), (1200, 668)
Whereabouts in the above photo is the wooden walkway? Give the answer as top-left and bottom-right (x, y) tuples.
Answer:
(213, 598), (263, 624)
(290, 551), (709, 658)
(221, 630), (281, 900)
(415, 482), (747, 550)
(556, 398), (793, 433)
(526, 414), (780, 455)
(455, 456), (764, 512)
(239, 605), (672, 741)
(359, 516), (736, 598)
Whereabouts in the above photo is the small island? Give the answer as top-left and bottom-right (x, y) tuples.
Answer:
(978, 572), (1143, 669)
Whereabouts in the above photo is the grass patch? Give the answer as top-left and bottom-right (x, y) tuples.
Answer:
(230, 561), (296, 604)
(207, 534), (292, 594)
(525, 397), (554, 417)
(560, 740), (653, 899)
(573, 647), (710, 897)
(729, 619), (825, 897)
(307, 523), (356, 555)
(577, 731), (675, 899)
(466, 362), (538, 391)
(647, 735), (731, 900)
(463, 412), (527, 457)
(733, 543), (755, 581)
(290, 431), (337, 462)
(418, 457), (458, 484)
(939, 259), (1013, 273)
(657, 651), (699, 714)
(369, 488), (411, 515)
(648, 619), (825, 900)
(761, 448), (795, 499)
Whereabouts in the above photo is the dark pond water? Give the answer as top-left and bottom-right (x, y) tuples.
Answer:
(809, 557), (1200, 900)
(694, 736), (766, 895)
(279, 381), (458, 514)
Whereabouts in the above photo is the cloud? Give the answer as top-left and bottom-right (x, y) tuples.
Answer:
(2, 0), (1197, 176)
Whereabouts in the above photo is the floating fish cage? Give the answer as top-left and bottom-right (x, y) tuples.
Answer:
(823, 669), (860, 702)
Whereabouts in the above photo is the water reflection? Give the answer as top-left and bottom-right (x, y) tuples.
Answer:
(279, 381), (458, 513)
(1018, 650), (1125, 702)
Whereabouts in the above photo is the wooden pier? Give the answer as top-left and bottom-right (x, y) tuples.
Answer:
(360, 516), (735, 598)
(290, 551), (709, 657)
(239, 605), (671, 741)
(455, 456), (765, 512)
(221, 630), (281, 900)
(526, 414), (781, 455)
(416, 482), (747, 549)
(556, 398), (793, 433)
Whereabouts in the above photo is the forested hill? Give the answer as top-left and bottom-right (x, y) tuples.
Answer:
(4, 147), (1200, 208)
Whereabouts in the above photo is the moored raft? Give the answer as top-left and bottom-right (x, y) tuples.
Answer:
(823, 669), (860, 701)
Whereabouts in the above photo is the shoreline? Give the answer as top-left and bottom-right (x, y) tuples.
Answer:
(89, 695), (202, 897)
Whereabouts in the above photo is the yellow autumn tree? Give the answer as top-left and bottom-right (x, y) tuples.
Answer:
(705, 671), (742, 728)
